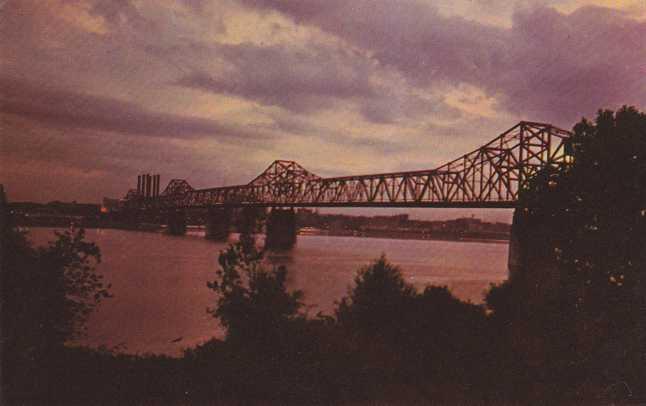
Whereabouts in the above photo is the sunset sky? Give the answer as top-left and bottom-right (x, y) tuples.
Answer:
(1, 0), (645, 220)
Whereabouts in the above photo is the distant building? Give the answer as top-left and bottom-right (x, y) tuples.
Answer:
(102, 197), (121, 213)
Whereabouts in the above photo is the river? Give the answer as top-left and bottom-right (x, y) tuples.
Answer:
(27, 227), (509, 356)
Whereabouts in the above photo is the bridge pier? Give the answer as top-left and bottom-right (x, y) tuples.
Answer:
(205, 206), (231, 241)
(166, 209), (186, 236)
(265, 208), (297, 250)
(507, 208), (526, 279)
(508, 207), (563, 301)
(235, 207), (265, 250)
(237, 207), (264, 235)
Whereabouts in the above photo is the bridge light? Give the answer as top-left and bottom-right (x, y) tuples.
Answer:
(564, 154), (575, 164)
(548, 180), (557, 188)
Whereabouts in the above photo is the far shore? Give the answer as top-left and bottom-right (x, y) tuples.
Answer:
(21, 223), (509, 244)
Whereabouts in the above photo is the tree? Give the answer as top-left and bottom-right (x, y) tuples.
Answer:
(336, 255), (415, 339)
(2, 227), (111, 350)
(498, 106), (646, 401)
(1, 193), (111, 401)
(335, 255), (489, 399)
(207, 242), (304, 344)
(38, 229), (112, 344)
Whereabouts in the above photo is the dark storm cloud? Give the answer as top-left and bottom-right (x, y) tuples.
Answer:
(238, 0), (507, 86)
(498, 6), (646, 123)
(175, 42), (378, 113)
(86, 0), (142, 25)
(240, 0), (646, 124)
(170, 39), (457, 124)
(0, 78), (264, 140)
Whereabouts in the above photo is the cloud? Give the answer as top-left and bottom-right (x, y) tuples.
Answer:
(495, 6), (646, 123)
(240, 1), (646, 124)
(0, 77), (266, 141)
(1, 0), (644, 206)
(238, 1), (507, 85)
(170, 39), (464, 126)
(174, 42), (378, 113)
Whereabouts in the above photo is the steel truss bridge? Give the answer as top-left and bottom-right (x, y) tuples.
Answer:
(126, 121), (572, 209)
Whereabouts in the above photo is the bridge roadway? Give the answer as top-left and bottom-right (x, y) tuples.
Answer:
(126, 121), (572, 210)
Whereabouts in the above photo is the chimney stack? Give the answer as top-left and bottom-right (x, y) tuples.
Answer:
(135, 173), (162, 198)
(152, 175), (158, 197)
(146, 174), (152, 198)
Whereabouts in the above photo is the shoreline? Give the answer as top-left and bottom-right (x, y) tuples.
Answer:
(21, 224), (509, 245)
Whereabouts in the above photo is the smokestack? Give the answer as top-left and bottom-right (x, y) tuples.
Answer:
(155, 175), (160, 197)
(146, 174), (152, 198)
(137, 175), (141, 194)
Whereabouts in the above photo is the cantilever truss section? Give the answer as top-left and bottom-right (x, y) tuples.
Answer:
(136, 121), (572, 209)
(161, 179), (194, 197)
(248, 160), (321, 187)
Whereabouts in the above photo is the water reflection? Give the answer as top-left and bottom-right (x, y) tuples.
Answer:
(28, 228), (508, 356)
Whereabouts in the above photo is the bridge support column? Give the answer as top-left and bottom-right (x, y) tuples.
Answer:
(265, 208), (296, 250)
(166, 209), (186, 236)
(235, 207), (265, 251)
(205, 206), (231, 241)
(238, 207), (264, 235)
(507, 208), (526, 279)
(508, 207), (562, 297)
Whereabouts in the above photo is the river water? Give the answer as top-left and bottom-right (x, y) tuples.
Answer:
(27, 227), (509, 356)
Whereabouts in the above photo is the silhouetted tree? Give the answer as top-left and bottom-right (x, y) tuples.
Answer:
(336, 255), (415, 338)
(207, 242), (304, 344)
(1, 194), (111, 402)
(336, 255), (489, 400)
(495, 106), (646, 401)
(206, 243), (347, 402)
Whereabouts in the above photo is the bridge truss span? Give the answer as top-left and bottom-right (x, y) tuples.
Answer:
(138, 121), (572, 209)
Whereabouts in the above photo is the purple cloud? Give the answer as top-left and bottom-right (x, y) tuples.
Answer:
(240, 1), (646, 124)
(0, 77), (265, 140)
(495, 6), (646, 124)
(174, 42), (378, 113)
(1, 0), (644, 206)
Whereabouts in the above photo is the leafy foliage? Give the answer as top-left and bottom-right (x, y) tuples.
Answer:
(501, 106), (646, 400)
(40, 229), (112, 342)
(336, 255), (489, 399)
(520, 106), (645, 331)
(207, 242), (304, 344)
(2, 226), (111, 350)
(336, 255), (415, 337)
(1, 200), (111, 402)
